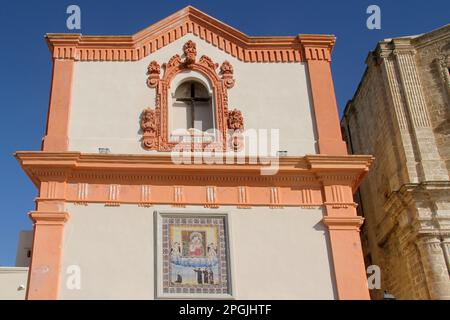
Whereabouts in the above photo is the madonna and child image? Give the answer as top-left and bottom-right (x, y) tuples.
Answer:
(161, 215), (230, 295)
(170, 231), (218, 285)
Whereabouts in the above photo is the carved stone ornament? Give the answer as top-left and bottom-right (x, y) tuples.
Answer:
(147, 61), (161, 88)
(141, 40), (243, 152)
(183, 40), (197, 66)
(199, 55), (218, 70)
(140, 108), (158, 149)
(227, 108), (244, 130)
(437, 54), (450, 92)
(220, 61), (235, 88)
(227, 108), (245, 151)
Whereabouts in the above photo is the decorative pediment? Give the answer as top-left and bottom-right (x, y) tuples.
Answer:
(45, 6), (335, 62)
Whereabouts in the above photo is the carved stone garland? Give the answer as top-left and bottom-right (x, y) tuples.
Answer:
(142, 40), (244, 151)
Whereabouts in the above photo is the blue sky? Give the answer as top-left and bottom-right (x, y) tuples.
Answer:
(0, 0), (449, 265)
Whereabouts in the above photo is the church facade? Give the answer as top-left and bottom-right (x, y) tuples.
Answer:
(16, 6), (372, 299)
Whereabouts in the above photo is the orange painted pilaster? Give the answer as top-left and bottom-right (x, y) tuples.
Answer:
(300, 36), (347, 155)
(320, 180), (370, 300)
(42, 58), (75, 151)
(26, 211), (69, 300)
(323, 216), (369, 299)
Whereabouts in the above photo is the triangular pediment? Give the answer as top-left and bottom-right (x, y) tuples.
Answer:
(46, 6), (335, 62)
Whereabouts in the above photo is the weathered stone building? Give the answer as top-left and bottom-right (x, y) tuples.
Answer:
(341, 24), (450, 299)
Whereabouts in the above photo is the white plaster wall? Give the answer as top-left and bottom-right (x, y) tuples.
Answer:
(59, 203), (336, 299)
(69, 34), (318, 155)
(0, 268), (28, 300)
(15, 230), (33, 267)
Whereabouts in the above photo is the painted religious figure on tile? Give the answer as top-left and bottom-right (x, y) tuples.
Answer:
(186, 231), (205, 257)
(159, 214), (231, 298)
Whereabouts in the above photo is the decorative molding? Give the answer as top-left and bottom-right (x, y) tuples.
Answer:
(330, 185), (344, 203)
(237, 186), (250, 208)
(227, 108), (245, 151)
(28, 212), (70, 226)
(301, 188), (313, 205)
(140, 108), (158, 150)
(393, 48), (416, 56)
(298, 35), (335, 62)
(147, 60), (161, 88)
(183, 40), (197, 65)
(205, 186), (219, 208)
(437, 53), (450, 100)
(46, 181), (57, 199)
(45, 7), (337, 63)
(105, 184), (120, 206)
(220, 61), (235, 88)
(55, 183), (325, 207)
(76, 183), (88, 205)
(416, 236), (444, 253)
(269, 187), (282, 208)
(377, 182), (450, 246)
(303, 46), (331, 61)
(16, 152), (372, 182)
(326, 202), (358, 209)
(322, 216), (364, 231)
(173, 186), (184, 207)
(139, 185), (152, 207)
(66, 174), (317, 184)
(142, 40), (244, 152)
(198, 55), (217, 70)
(16, 152), (373, 207)
(437, 53), (450, 83)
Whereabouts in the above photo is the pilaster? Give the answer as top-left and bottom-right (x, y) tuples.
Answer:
(318, 173), (370, 300)
(26, 210), (69, 300)
(377, 39), (448, 182)
(299, 36), (347, 155)
(42, 36), (78, 151)
(416, 236), (450, 299)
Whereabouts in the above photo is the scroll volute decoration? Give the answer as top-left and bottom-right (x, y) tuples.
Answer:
(220, 61), (235, 88)
(142, 40), (244, 151)
(141, 108), (158, 149)
(147, 61), (160, 88)
(227, 108), (245, 151)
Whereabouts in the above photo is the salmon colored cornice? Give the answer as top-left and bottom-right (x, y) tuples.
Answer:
(305, 155), (374, 191)
(45, 6), (335, 62)
(15, 151), (372, 186)
(298, 34), (336, 61)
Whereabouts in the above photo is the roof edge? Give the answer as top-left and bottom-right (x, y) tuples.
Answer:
(44, 6), (336, 62)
